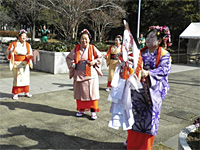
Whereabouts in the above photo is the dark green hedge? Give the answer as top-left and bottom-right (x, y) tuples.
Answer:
(30, 41), (70, 52)
(30, 41), (109, 52)
(1, 31), (110, 52)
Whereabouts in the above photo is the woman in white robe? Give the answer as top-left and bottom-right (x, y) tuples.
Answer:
(7, 29), (33, 100)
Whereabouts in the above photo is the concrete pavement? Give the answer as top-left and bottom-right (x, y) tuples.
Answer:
(0, 64), (199, 149)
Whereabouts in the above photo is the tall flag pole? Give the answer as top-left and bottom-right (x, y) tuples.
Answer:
(137, 0), (141, 39)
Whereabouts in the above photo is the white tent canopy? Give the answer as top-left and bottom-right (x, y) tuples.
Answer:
(178, 22), (200, 63)
(179, 22), (200, 39)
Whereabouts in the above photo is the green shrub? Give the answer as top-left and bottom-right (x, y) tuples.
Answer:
(94, 42), (110, 51)
(30, 42), (69, 52)
(29, 41), (40, 49)
(63, 39), (78, 51)
(50, 43), (68, 52)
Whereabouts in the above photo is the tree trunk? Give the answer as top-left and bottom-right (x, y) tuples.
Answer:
(94, 30), (97, 41)
(99, 32), (102, 42)
(32, 22), (36, 41)
(72, 26), (75, 40)
(75, 25), (78, 41)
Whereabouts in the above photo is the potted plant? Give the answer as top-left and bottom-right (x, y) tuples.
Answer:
(179, 117), (200, 150)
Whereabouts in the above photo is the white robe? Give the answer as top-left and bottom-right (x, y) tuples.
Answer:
(8, 41), (33, 87)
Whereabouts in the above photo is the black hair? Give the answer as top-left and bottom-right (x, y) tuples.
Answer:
(147, 28), (165, 47)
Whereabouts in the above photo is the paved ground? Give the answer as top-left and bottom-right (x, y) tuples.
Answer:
(0, 64), (199, 150)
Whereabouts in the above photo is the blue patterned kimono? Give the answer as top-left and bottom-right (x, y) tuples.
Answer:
(131, 47), (171, 135)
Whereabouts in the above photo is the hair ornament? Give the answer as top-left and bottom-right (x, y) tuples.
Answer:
(149, 25), (172, 48)
(80, 29), (92, 39)
(19, 29), (27, 35)
(116, 35), (123, 41)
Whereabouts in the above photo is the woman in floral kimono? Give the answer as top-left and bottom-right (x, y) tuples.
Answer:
(127, 26), (172, 150)
(7, 29), (33, 100)
(66, 29), (103, 120)
(104, 35), (123, 92)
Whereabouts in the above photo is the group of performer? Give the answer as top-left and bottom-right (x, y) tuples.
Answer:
(67, 25), (172, 150)
(7, 22), (172, 149)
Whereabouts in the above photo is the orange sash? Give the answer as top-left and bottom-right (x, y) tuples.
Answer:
(135, 53), (143, 77)
(105, 46), (112, 57)
(8, 41), (31, 61)
(74, 44), (97, 76)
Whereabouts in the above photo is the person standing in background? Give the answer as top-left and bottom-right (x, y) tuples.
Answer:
(40, 25), (49, 42)
(104, 35), (123, 92)
(138, 33), (146, 49)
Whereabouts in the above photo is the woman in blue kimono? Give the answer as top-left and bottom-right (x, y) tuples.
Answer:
(127, 26), (172, 150)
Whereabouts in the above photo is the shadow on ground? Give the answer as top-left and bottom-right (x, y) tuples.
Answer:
(52, 83), (73, 88)
(0, 125), (126, 149)
(0, 101), (76, 117)
(0, 92), (13, 99)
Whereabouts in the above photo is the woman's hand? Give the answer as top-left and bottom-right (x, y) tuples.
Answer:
(26, 55), (33, 60)
(103, 54), (107, 59)
(88, 60), (97, 66)
(71, 63), (76, 68)
(141, 69), (149, 77)
(89, 60), (96, 66)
